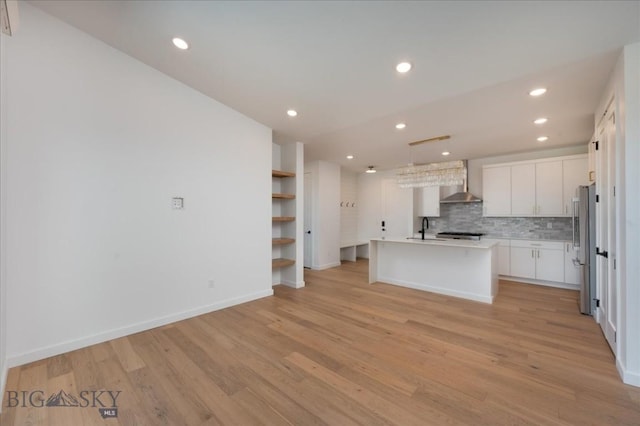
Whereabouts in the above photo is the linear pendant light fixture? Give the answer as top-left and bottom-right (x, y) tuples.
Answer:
(397, 160), (465, 188)
(408, 134), (451, 146)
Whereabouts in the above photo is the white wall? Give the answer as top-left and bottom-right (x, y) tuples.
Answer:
(1, 3), (272, 376)
(304, 161), (340, 269)
(0, 20), (8, 401)
(620, 42), (640, 387)
(340, 169), (358, 244)
(597, 43), (640, 387)
(271, 143), (282, 286)
(357, 170), (413, 241)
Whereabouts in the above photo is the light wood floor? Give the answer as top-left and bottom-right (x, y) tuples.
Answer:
(2, 259), (639, 425)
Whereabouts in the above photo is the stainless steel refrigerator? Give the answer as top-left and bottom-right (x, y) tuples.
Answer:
(573, 184), (596, 315)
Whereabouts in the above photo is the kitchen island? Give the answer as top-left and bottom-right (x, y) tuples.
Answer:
(369, 237), (499, 303)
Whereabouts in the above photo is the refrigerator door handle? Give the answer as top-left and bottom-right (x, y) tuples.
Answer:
(572, 198), (579, 248)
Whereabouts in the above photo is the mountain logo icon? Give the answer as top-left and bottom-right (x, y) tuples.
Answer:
(45, 390), (80, 407)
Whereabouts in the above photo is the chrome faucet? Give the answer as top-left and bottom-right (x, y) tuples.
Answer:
(420, 217), (429, 240)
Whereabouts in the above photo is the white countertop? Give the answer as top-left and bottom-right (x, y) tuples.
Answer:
(370, 237), (499, 250)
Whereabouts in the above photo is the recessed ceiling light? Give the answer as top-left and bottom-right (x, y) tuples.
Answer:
(537, 136), (549, 142)
(441, 151), (450, 156)
(346, 155), (354, 160)
(287, 109), (298, 117)
(396, 62), (412, 73)
(534, 117), (548, 125)
(529, 88), (547, 97)
(395, 123), (406, 130)
(365, 166), (377, 174)
(172, 37), (189, 50)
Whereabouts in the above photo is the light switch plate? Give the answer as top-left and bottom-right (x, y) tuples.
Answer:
(172, 197), (184, 209)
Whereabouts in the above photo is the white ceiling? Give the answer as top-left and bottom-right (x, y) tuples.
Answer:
(29, 1), (640, 172)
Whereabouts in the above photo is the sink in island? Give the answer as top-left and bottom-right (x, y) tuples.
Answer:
(369, 237), (499, 303)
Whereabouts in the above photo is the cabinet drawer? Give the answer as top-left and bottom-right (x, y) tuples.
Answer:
(509, 240), (564, 250)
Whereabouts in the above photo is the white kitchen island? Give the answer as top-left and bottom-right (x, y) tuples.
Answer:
(369, 237), (499, 303)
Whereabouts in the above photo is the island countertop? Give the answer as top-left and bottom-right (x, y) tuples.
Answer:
(369, 237), (499, 250)
(369, 237), (499, 303)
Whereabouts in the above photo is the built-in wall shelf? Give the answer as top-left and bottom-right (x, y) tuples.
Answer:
(272, 193), (295, 199)
(272, 142), (303, 288)
(273, 216), (295, 222)
(272, 258), (295, 268)
(272, 238), (295, 245)
(272, 170), (296, 178)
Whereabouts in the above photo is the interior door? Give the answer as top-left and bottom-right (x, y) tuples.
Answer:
(596, 113), (616, 353)
(303, 172), (312, 268)
(604, 113), (617, 351)
(381, 179), (412, 239)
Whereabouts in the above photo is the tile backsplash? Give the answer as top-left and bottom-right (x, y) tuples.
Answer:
(421, 202), (572, 241)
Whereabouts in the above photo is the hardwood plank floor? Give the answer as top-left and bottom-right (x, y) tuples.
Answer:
(2, 259), (639, 425)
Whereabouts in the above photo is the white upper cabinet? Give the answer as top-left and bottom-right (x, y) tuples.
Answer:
(510, 163), (536, 216)
(535, 160), (564, 216)
(483, 154), (587, 217)
(562, 157), (588, 217)
(414, 186), (440, 217)
(482, 166), (511, 216)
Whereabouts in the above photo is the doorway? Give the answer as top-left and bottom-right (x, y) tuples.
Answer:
(304, 172), (312, 268)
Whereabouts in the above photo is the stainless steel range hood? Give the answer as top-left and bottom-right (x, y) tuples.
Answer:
(440, 160), (482, 204)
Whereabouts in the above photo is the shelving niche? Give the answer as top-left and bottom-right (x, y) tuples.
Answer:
(272, 142), (304, 288)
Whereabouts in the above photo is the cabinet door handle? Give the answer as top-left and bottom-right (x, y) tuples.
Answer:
(537, 249), (540, 259)
(531, 249), (534, 258)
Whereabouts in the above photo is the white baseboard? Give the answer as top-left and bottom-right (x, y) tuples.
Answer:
(6, 289), (273, 369)
(500, 275), (579, 290)
(281, 279), (305, 289)
(378, 276), (494, 304)
(617, 358), (640, 388)
(312, 261), (341, 270)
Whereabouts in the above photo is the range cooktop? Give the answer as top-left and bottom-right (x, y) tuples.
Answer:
(436, 232), (484, 241)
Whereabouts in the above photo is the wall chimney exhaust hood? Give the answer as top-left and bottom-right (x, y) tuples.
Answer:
(439, 160), (482, 204)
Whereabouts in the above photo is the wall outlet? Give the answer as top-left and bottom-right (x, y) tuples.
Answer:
(208, 280), (215, 289)
(172, 197), (184, 209)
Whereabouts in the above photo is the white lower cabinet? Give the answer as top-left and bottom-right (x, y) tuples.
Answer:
(510, 246), (537, 279)
(496, 240), (510, 276)
(509, 240), (565, 283)
(564, 242), (581, 285)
